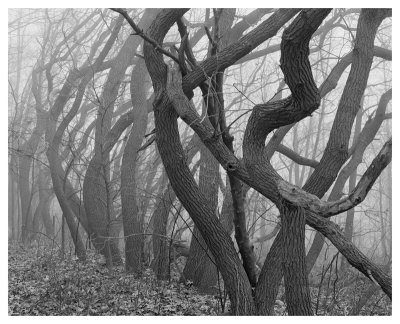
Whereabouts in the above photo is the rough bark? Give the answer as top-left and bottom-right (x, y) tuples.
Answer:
(183, 140), (220, 292)
(304, 11), (392, 273)
(154, 79), (255, 314)
(306, 209), (391, 299)
(181, 9), (300, 95)
(331, 89), (392, 199)
(168, 41), (392, 313)
(217, 8), (260, 288)
(340, 108), (362, 273)
(143, 9), (255, 315)
(121, 15), (156, 271)
(280, 202), (313, 315)
(184, 145), (220, 290)
(152, 137), (200, 279)
(255, 229), (284, 315)
(242, 10), (331, 315)
(110, 7), (395, 315)
(305, 10), (391, 196)
(253, 9), (392, 311)
(183, 9), (237, 292)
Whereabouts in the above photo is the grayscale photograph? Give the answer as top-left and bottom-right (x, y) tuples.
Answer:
(8, 8), (392, 316)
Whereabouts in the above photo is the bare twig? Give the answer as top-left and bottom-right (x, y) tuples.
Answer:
(111, 8), (180, 64)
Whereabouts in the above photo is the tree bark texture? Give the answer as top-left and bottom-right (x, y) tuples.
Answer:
(121, 48), (152, 274)
(280, 202), (313, 315)
(152, 138), (200, 279)
(303, 9), (391, 274)
(252, 10), (391, 311)
(83, 12), (157, 265)
(144, 9), (256, 314)
(183, 141), (220, 292)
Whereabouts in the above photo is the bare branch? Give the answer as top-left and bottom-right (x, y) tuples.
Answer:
(111, 8), (180, 64)
(276, 144), (319, 168)
(278, 138), (391, 218)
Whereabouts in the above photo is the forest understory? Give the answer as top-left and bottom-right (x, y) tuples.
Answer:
(8, 243), (218, 316)
(8, 242), (391, 316)
(8, 8), (392, 316)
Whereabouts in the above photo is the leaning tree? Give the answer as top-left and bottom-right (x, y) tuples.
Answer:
(111, 8), (392, 315)
(8, 8), (391, 316)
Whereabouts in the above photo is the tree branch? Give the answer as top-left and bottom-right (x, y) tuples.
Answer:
(276, 144), (319, 168)
(181, 9), (300, 96)
(111, 8), (181, 64)
(278, 138), (391, 217)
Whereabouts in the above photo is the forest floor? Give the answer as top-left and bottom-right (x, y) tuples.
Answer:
(8, 243), (391, 316)
(8, 244), (222, 316)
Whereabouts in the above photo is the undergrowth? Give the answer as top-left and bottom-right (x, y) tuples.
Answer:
(8, 244), (220, 316)
(8, 244), (391, 316)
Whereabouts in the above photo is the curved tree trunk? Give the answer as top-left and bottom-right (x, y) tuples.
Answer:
(46, 16), (125, 261)
(303, 9), (390, 274)
(45, 73), (88, 261)
(241, 10), (330, 315)
(83, 158), (122, 265)
(121, 59), (151, 274)
(143, 8), (256, 314)
(254, 9), (390, 313)
(183, 142), (219, 292)
(152, 89), (255, 314)
(18, 109), (47, 244)
(115, 7), (393, 316)
(83, 10), (159, 267)
(152, 136), (199, 279)
(183, 9), (239, 292)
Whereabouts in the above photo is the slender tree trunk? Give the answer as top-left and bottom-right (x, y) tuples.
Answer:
(151, 183), (176, 280)
(16, 180), (21, 241)
(378, 177), (388, 261)
(387, 161), (392, 260)
(341, 194), (356, 272)
(303, 10), (390, 273)
(31, 170), (52, 241)
(84, 11), (157, 266)
(121, 59), (150, 274)
(42, 195), (54, 237)
(9, 169), (16, 240)
(61, 214), (65, 257)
